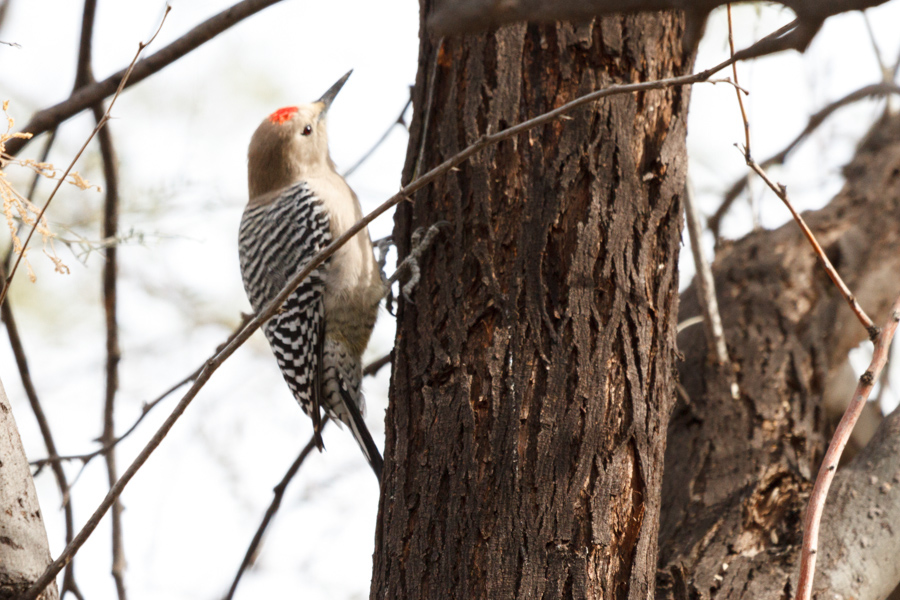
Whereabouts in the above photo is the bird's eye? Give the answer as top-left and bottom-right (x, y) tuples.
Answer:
(302, 125), (313, 136)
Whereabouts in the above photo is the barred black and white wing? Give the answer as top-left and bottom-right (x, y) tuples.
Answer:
(238, 182), (331, 444)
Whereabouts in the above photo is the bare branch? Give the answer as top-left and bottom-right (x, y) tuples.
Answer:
(223, 349), (391, 598)
(70, 0), (130, 593)
(4, 0), (288, 158)
(683, 182), (729, 366)
(222, 428), (323, 600)
(342, 93), (412, 178)
(28, 316), (253, 471)
(22, 44), (759, 599)
(93, 104), (127, 600)
(796, 294), (900, 600)
(427, 0), (891, 36)
(727, 4), (751, 159)
(363, 353), (392, 378)
(861, 11), (890, 83)
(746, 158), (877, 335)
(0, 6), (171, 307)
(815, 396), (900, 599)
(710, 82), (900, 239)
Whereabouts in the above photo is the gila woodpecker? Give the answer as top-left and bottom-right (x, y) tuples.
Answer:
(238, 71), (384, 482)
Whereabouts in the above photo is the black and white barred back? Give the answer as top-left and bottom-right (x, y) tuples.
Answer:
(238, 182), (373, 465)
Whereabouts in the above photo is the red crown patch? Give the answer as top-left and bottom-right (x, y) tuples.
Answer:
(269, 106), (299, 125)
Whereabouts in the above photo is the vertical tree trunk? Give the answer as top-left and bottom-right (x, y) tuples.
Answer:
(372, 6), (694, 598)
(0, 377), (59, 600)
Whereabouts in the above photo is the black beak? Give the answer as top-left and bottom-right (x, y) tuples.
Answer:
(317, 70), (352, 113)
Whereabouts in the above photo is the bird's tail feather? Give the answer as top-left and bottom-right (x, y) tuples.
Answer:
(339, 385), (383, 484)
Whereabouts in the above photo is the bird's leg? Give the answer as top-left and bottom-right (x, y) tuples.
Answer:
(384, 221), (450, 314)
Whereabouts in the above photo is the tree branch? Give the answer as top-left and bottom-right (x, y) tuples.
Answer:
(815, 397), (900, 599)
(0, 6), (170, 307)
(222, 350), (392, 599)
(710, 82), (900, 240)
(427, 0), (891, 36)
(797, 294), (900, 600)
(94, 103), (127, 600)
(683, 181), (730, 366)
(3, 0), (288, 158)
(342, 94), (412, 179)
(222, 427), (323, 600)
(746, 158), (877, 335)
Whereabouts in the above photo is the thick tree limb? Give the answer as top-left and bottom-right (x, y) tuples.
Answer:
(0, 285), (81, 600)
(660, 112), (900, 599)
(0, 377), (59, 600)
(428, 0), (891, 36)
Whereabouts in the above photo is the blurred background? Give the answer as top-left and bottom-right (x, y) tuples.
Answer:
(0, 1), (897, 598)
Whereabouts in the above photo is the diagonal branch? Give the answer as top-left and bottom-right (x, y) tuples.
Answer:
(796, 293), (900, 600)
(746, 158), (877, 335)
(0, 6), (170, 307)
(222, 425), (324, 600)
(342, 93), (412, 179)
(710, 82), (900, 240)
(4, 0), (288, 158)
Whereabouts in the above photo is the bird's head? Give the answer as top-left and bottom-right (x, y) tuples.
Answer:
(247, 70), (352, 200)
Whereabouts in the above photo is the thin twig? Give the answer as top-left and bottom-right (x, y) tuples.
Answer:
(73, 0), (129, 593)
(746, 158), (877, 335)
(362, 353), (392, 378)
(5, 0), (290, 158)
(683, 181), (729, 366)
(223, 351), (389, 598)
(22, 35), (781, 598)
(342, 94), (412, 178)
(222, 427), (324, 600)
(0, 6), (171, 308)
(710, 82), (900, 239)
(29, 320), (251, 470)
(727, 4), (752, 158)
(796, 294), (900, 600)
(861, 11), (889, 83)
(26, 129), (58, 203)
(94, 103), (128, 600)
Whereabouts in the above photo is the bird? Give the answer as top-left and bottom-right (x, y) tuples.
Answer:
(238, 71), (385, 482)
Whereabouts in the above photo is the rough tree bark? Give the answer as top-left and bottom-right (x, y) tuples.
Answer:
(659, 113), (900, 599)
(372, 4), (694, 598)
(0, 377), (59, 600)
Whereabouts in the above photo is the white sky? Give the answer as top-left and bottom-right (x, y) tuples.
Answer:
(0, 1), (898, 599)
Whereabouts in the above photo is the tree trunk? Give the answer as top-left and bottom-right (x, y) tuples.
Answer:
(0, 377), (59, 600)
(658, 113), (900, 599)
(372, 6), (694, 598)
